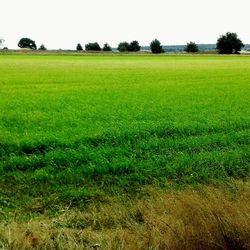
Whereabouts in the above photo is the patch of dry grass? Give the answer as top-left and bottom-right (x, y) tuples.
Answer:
(0, 181), (249, 250)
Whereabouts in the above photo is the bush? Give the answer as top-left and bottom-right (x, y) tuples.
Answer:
(216, 32), (244, 54)
(76, 43), (83, 51)
(18, 38), (37, 50)
(150, 39), (164, 54)
(185, 42), (199, 53)
(103, 43), (112, 51)
(38, 44), (47, 50)
(85, 42), (101, 51)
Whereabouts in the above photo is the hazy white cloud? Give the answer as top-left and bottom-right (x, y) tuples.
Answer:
(1, 0), (250, 49)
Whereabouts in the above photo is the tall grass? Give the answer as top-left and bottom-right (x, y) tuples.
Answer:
(0, 181), (249, 249)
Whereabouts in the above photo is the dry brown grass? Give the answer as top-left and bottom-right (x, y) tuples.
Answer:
(0, 181), (249, 250)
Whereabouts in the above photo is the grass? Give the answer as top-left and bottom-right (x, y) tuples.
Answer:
(0, 54), (250, 249)
(0, 54), (250, 213)
(0, 181), (249, 249)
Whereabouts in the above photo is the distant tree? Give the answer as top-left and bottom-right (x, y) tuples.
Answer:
(18, 38), (37, 50)
(3, 47), (8, 50)
(76, 43), (83, 51)
(38, 44), (47, 50)
(117, 41), (141, 52)
(85, 42), (101, 51)
(0, 38), (5, 49)
(216, 32), (244, 54)
(129, 40), (141, 52)
(185, 41), (199, 53)
(117, 42), (130, 52)
(102, 43), (112, 51)
(150, 39), (164, 54)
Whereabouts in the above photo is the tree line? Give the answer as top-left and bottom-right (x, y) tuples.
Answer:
(2, 32), (245, 54)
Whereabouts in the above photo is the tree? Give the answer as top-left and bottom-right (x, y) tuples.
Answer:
(117, 41), (141, 52)
(185, 41), (199, 53)
(38, 44), (47, 50)
(117, 42), (130, 52)
(129, 40), (141, 52)
(0, 38), (5, 49)
(103, 43), (112, 51)
(85, 42), (101, 51)
(18, 38), (37, 50)
(150, 39), (164, 54)
(216, 32), (244, 54)
(76, 43), (83, 51)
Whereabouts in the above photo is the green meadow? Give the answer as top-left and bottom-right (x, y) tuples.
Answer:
(0, 54), (249, 212)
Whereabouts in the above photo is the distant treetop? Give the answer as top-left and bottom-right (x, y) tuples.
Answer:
(117, 42), (130, 52)
(102, 43), (112, 51)
(129, 40), (141, 52)
(216, 32), (244, 54)
(150, 39), (164, 54)
(18, 38), (37, 50)
(0, 38), (5, 48)
(117, 40), (141, 52)
(85, 42), (101, 51)
(185, 42), (199, 53)
(76, 43), (83, 51)
(38, 44), (47, 50)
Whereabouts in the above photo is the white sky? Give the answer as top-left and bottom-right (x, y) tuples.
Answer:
(1, 0), (250, 49)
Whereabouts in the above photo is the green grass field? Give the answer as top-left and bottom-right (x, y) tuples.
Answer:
(0, 54), (249, 213)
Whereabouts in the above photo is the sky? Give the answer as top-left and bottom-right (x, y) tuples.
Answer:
(1, 0), (250, 49)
